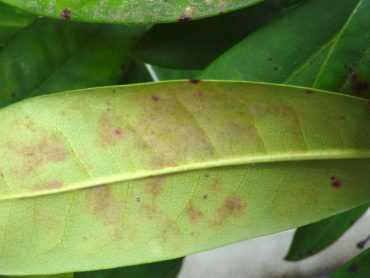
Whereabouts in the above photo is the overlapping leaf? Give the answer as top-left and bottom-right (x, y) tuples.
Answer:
(332, 248), (370, 277)
(133, 0), (305, 69)
(1, 0), (262, 24)
(0, 17), (146, 108)
(0, 81), (369, 274)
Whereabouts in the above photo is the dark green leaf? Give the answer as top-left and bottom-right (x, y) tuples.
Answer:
(0, 2), (34, 47)
(332, 248), (370, 277)
(285, 203), (369, 261)
(133, 0), (306, 69)
(0, 18), (146, 107)
(76, 258), (183, 278)
(201, 0), (363, 89)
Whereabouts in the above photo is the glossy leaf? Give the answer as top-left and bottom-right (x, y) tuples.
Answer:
(1, 0), (262, 24)
(201, 0), (366, 97)
(0, 18), (146, 107)
(312, 0), (370, 97)
(332, 248), (370, 277)
(285, 202), (369, 261)
(0, 81), (369, 275)
(76, 258), (183, 278)
(133, 0), (304, 69)
(0, 2), (34, 47)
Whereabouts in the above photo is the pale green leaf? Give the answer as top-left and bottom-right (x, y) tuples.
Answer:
(0, 81), (369, 275)
(1, 0), (262, 24)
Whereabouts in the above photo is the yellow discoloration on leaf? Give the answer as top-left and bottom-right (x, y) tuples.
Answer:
(0, 81), (368, 275)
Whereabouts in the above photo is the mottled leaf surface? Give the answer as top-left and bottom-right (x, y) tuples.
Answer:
(76, 258), (183, 278)
(285, 202), (369, 261)
(133, 0), (304, 69)
(0, 18), (146, 108)
(1, 0), (262, 24)
(332, 248), (370, 277)
(0, 81), (369, 275)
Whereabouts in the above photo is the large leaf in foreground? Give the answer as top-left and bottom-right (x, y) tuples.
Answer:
(1, 0), (262, 24)
(332, 248), (370, 277)
(0, 81), (369, 274)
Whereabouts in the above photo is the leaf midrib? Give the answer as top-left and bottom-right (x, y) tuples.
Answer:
(1, 149), (369, 202)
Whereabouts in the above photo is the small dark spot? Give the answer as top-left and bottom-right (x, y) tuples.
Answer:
(348, 263), (358, 273)
(305, 89), (314, 95)
(356, 235), (370, 249)
(219, 12), (224, 15)
(178, 15), (192, 22)
(10, 92), (16, 98)
(136, 197), (141, 203)
(340, 115), (346, 120)
(273, 66), (279, 71)
(113, 128), (122, 137)
(204, 173), (210, 178)
(151, 95), (159, 102)
(350, 73), (369, 95)
(112, 89), (116, 93)
(60, 8), (71, 20)
(330, 176), (342, 188)
(189, 79), (201, 84)
(203, 194), (208, 200)
(268, 57), (273, 62)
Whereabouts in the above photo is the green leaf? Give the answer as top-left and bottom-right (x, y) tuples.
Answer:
(1, 0), (262, 24)
(332, 248), (370, 277)
(285, 202), (369, 261)
(133, 0), (304, 69)
(3, 274), (73, 278)
(0, 81), (369, 275)
(200, 0), (367, 97)
(0, 2), (34, 47)
(76, 258), (183, 278)
(0, 18), (146, 107)
(312, 0), (370, 98)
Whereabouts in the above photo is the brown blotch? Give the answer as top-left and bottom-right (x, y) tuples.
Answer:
(99, 111), (126, 146)
(151, 95), (160, 102)
(60, 8), (71, 20)
(203, 194), (208, 200)
(87, 186), (122, 225)
(189, 79), (201, 84)
(8, 135), (69, 176)
(145, 177), (165, 197)
(305, 89), (314, 95)
(186, 202), (203, 221)
(10, 92), (16, 98)
(350, 73), (369, 96)
(330, 176), (342, 188)
(268, 57), (273, 62)
(213, 195), (246, 227)
(32, 181), (62, 191)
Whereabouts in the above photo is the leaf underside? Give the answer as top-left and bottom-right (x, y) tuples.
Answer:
(0, 81), (369, 275)
(0, 0), (262, 24)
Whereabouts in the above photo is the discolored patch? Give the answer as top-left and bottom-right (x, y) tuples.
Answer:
(189, 79), (201, 84)
(32, 181), (62, 192)
(145, 177), (165, 197)
(151, 95), (160, 102)
(350, 73), (369, 96)
(60, 8), (71, 20)
(87, 186), (122, 225)
(356, 234), (370, 249)
(330, 176), (342, 188)
(99, 111), (126, 146)
(213, 195), (246, 227)
(348, 263), (358, 273)
(186, 202), (203, 222)
(7, 134), (69, 177)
